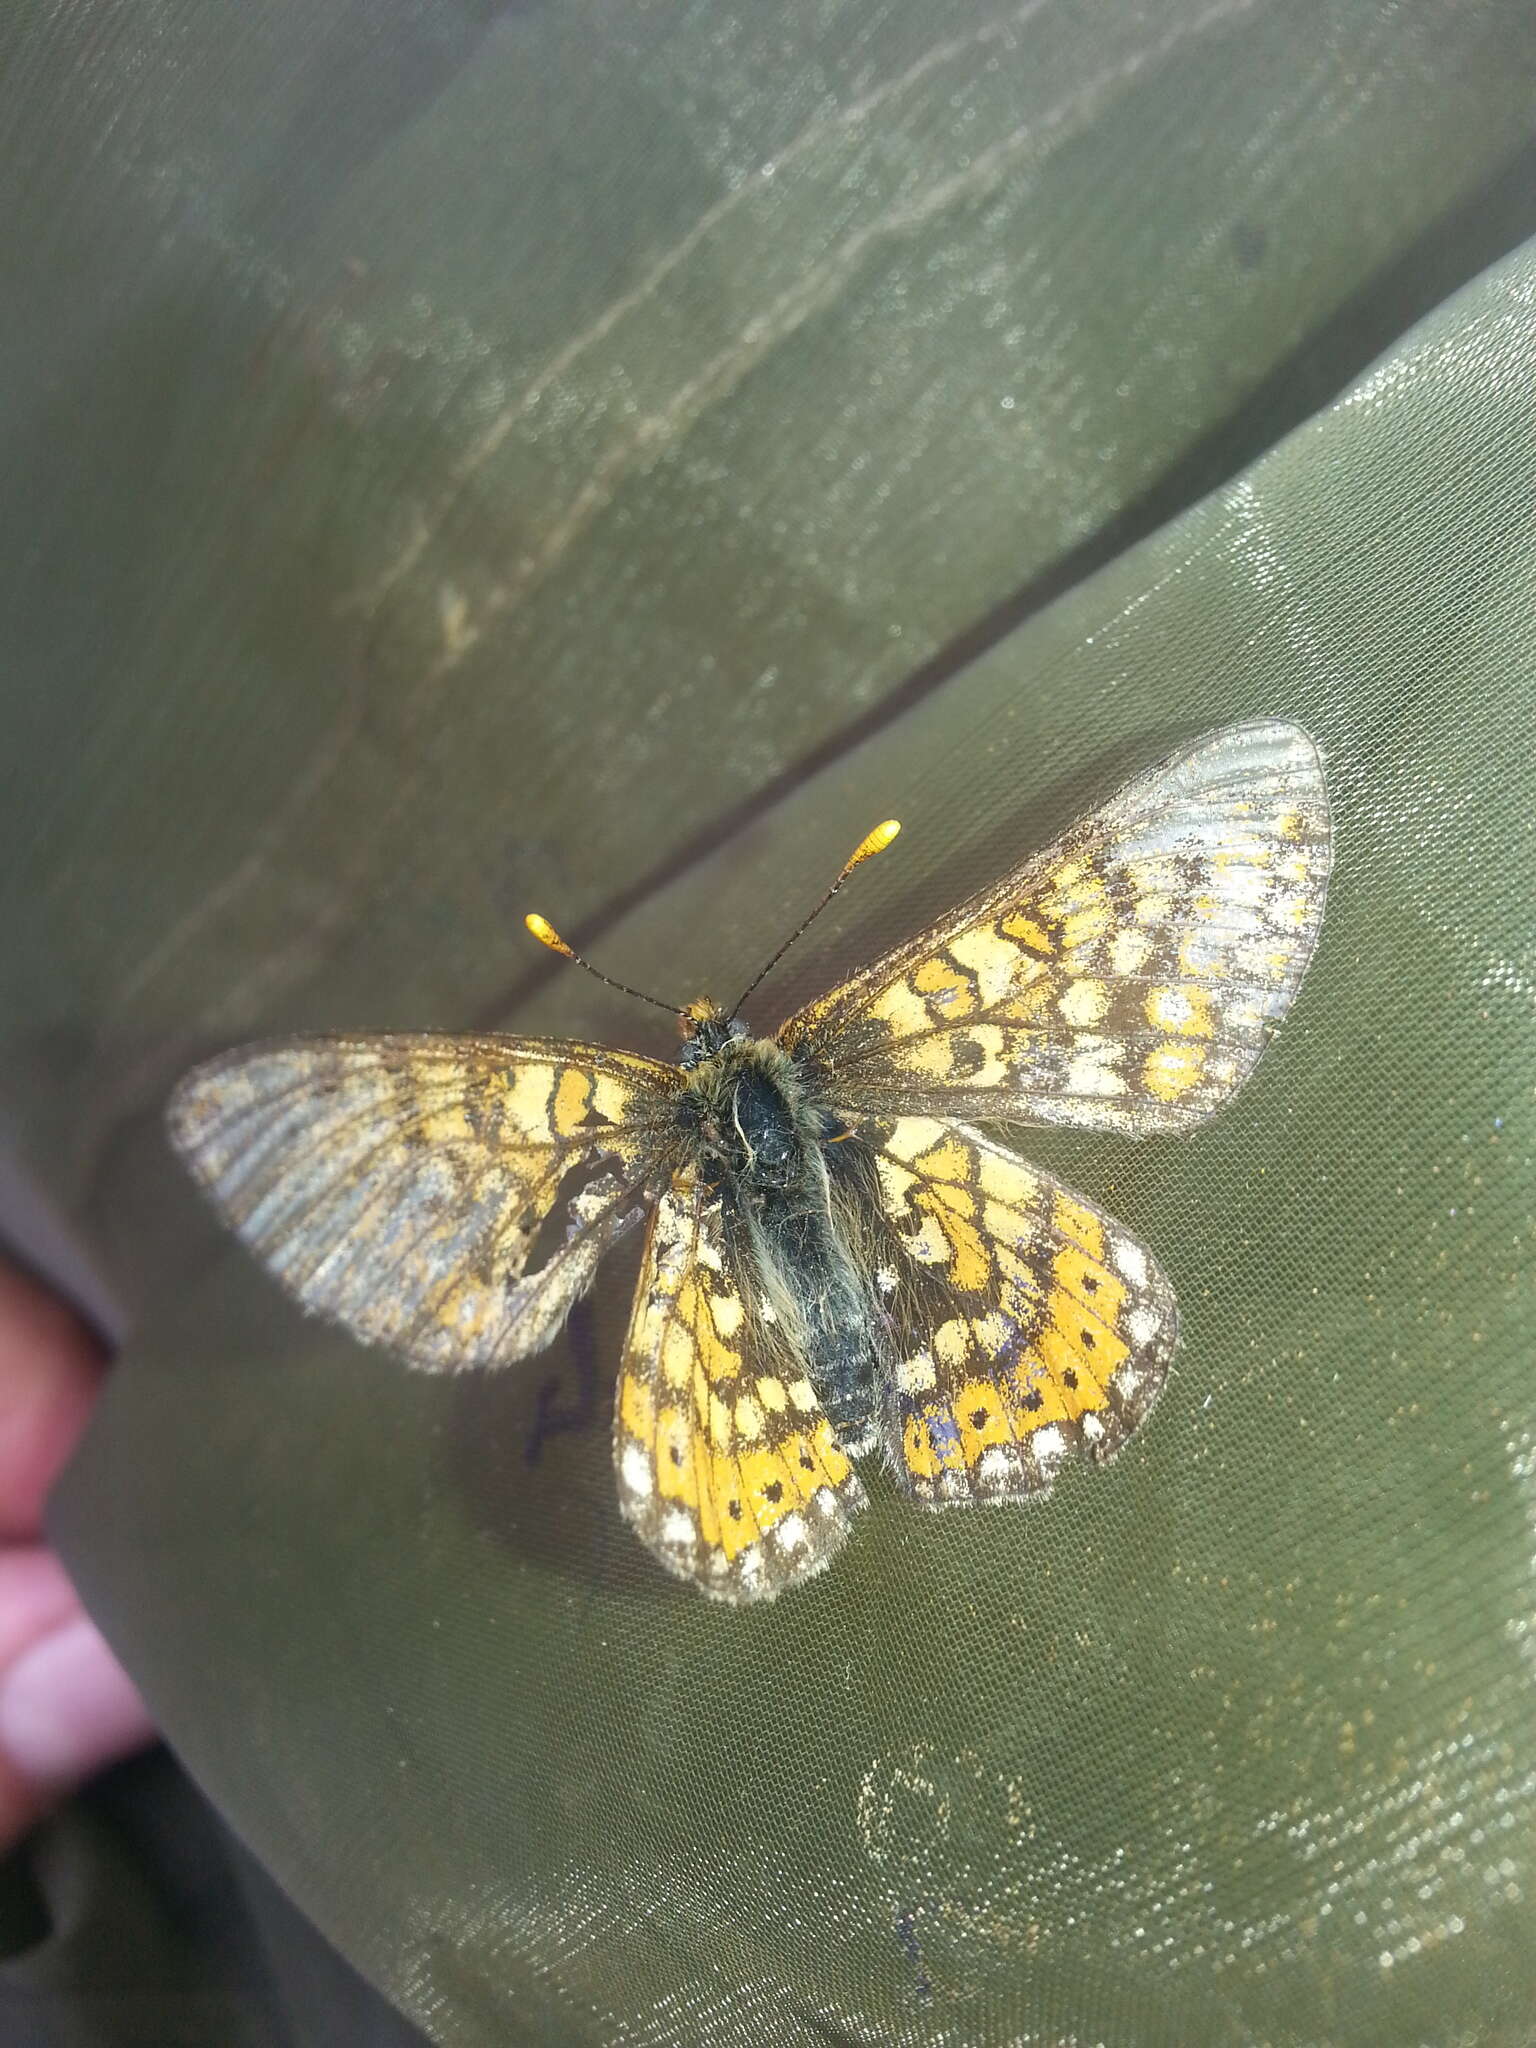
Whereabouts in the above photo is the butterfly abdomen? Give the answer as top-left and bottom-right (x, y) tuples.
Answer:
(679, 1037), (884, 1452)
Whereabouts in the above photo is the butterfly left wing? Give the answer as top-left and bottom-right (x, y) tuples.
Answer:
(865, 1117), (1178, 1504)
(780, 721), (1330, 1136)
(168, 1034), (682, 1371)
(614, 1165), (867, 1602)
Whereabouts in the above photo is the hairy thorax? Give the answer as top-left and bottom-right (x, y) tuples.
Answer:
(674, 1022), (886, 1448)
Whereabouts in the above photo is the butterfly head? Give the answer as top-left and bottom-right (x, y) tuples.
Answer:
(678, 997), (748, 1069)
(523, 819), (901, 1063)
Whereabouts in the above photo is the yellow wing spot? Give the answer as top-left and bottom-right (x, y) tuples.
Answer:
(1052, 1244), (1126, 1321)
(913, 957), (976, 1016)
(932, 1318), (969, 1369)
(977, 1150), (1040, 1207)
(1059, 978), (1109, 1027)
(756, 1376), (787, 1413)
(914, 1135), (971, 1184)
(708, 1393), (733, 1449)
(1002, 911), (1054, 953)
(870, 980), (931, 1036)
(711, 1290), (744, 1338)
(924, 1198), (990, 1292)
(738, 1446), (800, 1526)
(1036, 1326), (1105, 1412)
(905, 1034), (957, 1078)
(655, 1405), (697, 1502)
(418, 1103), (477, 1145)
(1133, 893), (1175, 930)
(955, 1377), (1014, 1464)
(1144, 1041), (1207, 1101)
(660, 1319), (693, 1389)
(734, 1394), (764, 1442)
(1060, 901), (1112, 950)
(810, 1417), (853, 1484)
(706, 1455), (756, 1560)
(902, 1413), (942, 1480)
(1144, 983), (1214, 1038)
(552, 1066), (591, 1137)
(1146, 1040), (1210, 1098)
(590, 1072), (634, 1123)
(1007, 1362), (1071, 1427)
(885, 1117), (949, 1163)
(508, 1064), (556, 1130)
(1052, 1191), (1106, 1261)
(619, 1373), (654, 1439)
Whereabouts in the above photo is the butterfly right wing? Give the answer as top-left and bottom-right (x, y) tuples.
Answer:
(168, 1033), (683, 1371)
(781, 721), (1331, 1135)
(614, 1167), (867, 1602)
(865, 1116), (1180, 1504)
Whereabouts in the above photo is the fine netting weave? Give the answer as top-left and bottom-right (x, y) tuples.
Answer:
(3, 4), (1534, 2042)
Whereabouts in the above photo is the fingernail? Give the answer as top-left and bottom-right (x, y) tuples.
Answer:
(0, 1618), (155, 1787)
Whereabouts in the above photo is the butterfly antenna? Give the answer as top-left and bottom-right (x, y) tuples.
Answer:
(524, 914), (679, 1016)
(731, 819), (901, 1017)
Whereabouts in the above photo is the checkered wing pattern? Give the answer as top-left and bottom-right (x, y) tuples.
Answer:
(869, 1118), (1178, 1503)
(780, 722), (1331, 1136)
(169, 1035), (682, 1370)
(614, 1167), (868, 1602)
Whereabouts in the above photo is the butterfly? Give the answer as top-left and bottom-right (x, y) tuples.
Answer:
(169, 720), (1331, 1604)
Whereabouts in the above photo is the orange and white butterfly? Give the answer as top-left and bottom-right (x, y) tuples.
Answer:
(169, 722), (1331, 1603)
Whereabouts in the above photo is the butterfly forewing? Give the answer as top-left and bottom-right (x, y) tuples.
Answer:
(861, 1118), (1178, 1503)
(614, 1167), (867, 1601)
(168, 1035), (683, 1371)
(780, 720), (1331, 1135)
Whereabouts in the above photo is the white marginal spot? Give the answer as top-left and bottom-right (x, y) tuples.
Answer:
(1066, 1048), (1127, 1098)
(1116, 1363), (1143, 1399)
(1033, 1424), (1067, 1471)
(896, 1350), (937, 1394)
(1127, 1306), (1161, 1347)
(1148, 986), (1193, 1030)
(773, 1513), (809, 1552)
(813, 1486), (838, 1518)
(938, 1469), (968, 1499)
(1081, 1413), (1106, 1442)
(978, 1445), (1017, 1484)
(620, 1443), (653, 1500)
(737, 1545), (763, 1585)
(660, 1509), (694, 1544)
(1112, 1237), (1149, 1287)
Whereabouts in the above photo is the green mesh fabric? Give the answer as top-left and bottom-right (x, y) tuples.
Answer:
(2, 2), (1535, 2041)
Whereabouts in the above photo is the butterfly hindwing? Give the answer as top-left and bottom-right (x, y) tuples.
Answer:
(614, 1166), (867, 1601)
(781, 720), (1330, 1136)
(168, 1034), (683, 1371)
(866, 1117), (1178, 1503)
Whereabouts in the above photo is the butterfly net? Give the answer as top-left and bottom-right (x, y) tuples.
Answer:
(3, 2), (1535, 2041)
